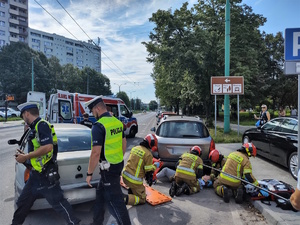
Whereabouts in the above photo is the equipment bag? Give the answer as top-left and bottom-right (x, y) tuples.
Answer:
(250, 179), (297, 211)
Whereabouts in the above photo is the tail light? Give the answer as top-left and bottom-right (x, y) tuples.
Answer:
(24, 168), (30, 183)
(210, 138), (215, 152)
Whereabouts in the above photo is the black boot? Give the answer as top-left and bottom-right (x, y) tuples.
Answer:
(169, 181), (177, 197)
(235, 187), (243, 204)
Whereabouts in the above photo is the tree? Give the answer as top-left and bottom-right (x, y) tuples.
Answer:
(116, 91), (130, 107)
(143, 0), (278, 117)
(149, 100), (158, 111)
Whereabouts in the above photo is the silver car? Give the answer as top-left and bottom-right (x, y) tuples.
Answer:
(151, 116), (215, 167)
(13, 124), (100, 210)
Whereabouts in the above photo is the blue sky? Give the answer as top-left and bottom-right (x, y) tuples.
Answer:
(29, 0), (300, 103)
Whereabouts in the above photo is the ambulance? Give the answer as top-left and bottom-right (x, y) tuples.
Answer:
(27, 90), (138, 138)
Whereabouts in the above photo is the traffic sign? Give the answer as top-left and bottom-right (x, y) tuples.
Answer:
(285, 28), (300, 61)
(211, 76), (244, 95)
(284, 28), (300, 75)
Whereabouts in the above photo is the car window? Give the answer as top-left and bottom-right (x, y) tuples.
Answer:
(156, 121), (209, 138)
(280, 119), (298, 134)
(120, 105), (129, 117)
(263, 119), (283, 131)
(56, 129), (91, 152)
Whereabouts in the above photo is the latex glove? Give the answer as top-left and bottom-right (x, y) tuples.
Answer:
(259, 189), (269, 197)
(154, 162), (160, 168)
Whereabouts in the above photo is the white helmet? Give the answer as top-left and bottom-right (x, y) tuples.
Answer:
(244, 184), (257, 193)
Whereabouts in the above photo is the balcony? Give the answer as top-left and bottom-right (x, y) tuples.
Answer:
(9, 18), (19, 25)
(18, 20), (27, 26)
(9, 27), (19, 33)
(9, 36), (19, 42)
(9, 8), (19, 16)
(10, 1), (28, 10)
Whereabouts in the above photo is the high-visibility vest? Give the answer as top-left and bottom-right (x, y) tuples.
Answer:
(31, 119), (57, 172)
(96, 116), (123, 164)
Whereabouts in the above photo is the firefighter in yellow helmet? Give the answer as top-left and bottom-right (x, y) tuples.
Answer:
(122, 134), (160, 205)
(213, 143), (263, 204)
(169, 146), (203, 197)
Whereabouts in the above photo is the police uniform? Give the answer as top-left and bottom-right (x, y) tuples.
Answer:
(86, 96), (131, 225)
(213, 151), (258, 197)
(12, 103), (80, 225)
(122, 145), (156, 205)
(175, 152), (203, 194)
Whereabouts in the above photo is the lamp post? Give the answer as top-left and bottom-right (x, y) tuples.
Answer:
(114, 82), (127, 93)
(128, 91), (136, 110)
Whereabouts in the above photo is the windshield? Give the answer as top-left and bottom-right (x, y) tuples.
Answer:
(156, 121), (209, 138)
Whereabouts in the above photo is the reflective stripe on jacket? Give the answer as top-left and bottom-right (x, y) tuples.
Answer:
(175, 152), (203, 178)
(122, 146), (155, 185)
(219, 151), (258, 186)
(97, 116), (124, 164)
(31, 119), (56, 172)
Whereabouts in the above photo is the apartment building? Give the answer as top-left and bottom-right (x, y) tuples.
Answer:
(0, 0), (101, 72)
(0, 0), (28, 46)
(28, 28), (101, 72)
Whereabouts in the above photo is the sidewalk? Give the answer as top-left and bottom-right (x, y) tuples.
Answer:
(216, 121), (300, 224)
(0, 120), (24, 129)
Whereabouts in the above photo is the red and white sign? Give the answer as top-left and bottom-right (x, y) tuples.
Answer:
(211, 76), (244, 95)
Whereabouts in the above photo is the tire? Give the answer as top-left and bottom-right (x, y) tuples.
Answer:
(288, 152), (298, 180)
(127, 126), (137, 138)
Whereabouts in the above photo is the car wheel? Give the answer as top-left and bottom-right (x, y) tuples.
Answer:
(243, 135), (250, 144)
(288, 152), (298, 180)
(127, 126), (137, 138)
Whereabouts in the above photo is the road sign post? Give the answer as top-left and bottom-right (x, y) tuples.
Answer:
(284, 27), (300, 175)
(211, 76), (244, 136)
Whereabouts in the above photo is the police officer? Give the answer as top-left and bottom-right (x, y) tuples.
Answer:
(213, 143), (266, 204)
(12, 102), (80, 225)
(169, 146), (203, 197)
(85, 96), (131, 225)
(80, 112), (93, 128)
(122, 134), (159, 205)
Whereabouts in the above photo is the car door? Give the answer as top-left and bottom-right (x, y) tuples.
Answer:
(268, 118), (298, 166)
(254, 118), (283, 157)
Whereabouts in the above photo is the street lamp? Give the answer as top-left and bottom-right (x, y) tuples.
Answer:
(128, 91), (136, 99)
(114, 82), (127, 93)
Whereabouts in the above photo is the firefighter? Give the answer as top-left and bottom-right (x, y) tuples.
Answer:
(169, 146), (203, 197)
(213, 143), (266, 204)
(122, 134), (160, 205)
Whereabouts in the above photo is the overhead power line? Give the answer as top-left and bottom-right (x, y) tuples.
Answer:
(55, 0), (137, 84)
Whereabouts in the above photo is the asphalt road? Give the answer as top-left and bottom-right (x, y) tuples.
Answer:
(0, 112), (298, 225)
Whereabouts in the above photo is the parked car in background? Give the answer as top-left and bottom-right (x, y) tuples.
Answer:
(151, 116), (215, 168)
(0, 109), (12, 118)
(156, 111), (177, 125)
(242, 117), (298, 180)
(13, 124), (100, 210)
(0, 107), (21, 117)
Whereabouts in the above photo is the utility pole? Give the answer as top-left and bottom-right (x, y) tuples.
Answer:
(224, 0), (231, 133)
(114, 82), (127, 92)
(32, 58), (34, 91)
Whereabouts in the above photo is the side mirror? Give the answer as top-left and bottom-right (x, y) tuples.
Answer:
(8, 139), (19, 145)
(150, 127), (156, 132)
(129, 111), (133, 118)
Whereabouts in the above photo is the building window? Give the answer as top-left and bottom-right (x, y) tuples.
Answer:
(66, 58), (73, 63)
(30, 32), (41, 37)
(32, 45), (40, 51)
(44, 41), (53, 46)
(0, 21), (5, 27)
(0, 30), (4, 36)
(65, 40), (74, 45)
(0, 11), (5, 17)
(32, 38), (40, 43)
(0, 2), (5, 8)
(42, 35), (53, 41)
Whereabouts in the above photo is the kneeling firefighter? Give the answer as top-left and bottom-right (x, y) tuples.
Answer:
(169, 146), (203, 197)
(213, 143), (267, 203)
(122, 134), (160, 205)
